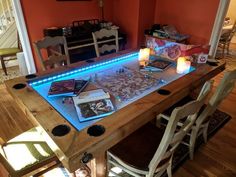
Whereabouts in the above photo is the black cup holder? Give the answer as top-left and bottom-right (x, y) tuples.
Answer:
(86, 59), (95, 63)
(157, 89), (171, 95)
(51, 124), (71, 137)
(87, 125), (105, 137)
(13, 83), (26, 90)
(207, 61), (218, 66)
(25, 74), (37, 79)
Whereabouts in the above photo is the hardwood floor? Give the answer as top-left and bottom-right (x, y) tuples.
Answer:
(0, 49), (235, 176)
(0, 84), (34, 142)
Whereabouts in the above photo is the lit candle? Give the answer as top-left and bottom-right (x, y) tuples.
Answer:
(176, 57), (191, 74)
(139, 60), (146, 67)
(139, 48), (150, 61)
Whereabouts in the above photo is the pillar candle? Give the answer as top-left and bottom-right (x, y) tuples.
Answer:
(176, 57), (191, 74)
(139, 48), (150, 61)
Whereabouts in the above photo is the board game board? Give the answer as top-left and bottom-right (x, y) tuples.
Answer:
(29, 52), (195, 131)
(94, 67), (160, 104)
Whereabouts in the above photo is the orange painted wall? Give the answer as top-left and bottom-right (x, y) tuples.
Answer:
(21, 0), (220, 70)
(138, 0), (156, 46)
(21, 0), (113, 70)
(112, 0), (140, 49)
(154, 0), (220, 44)
(112, 0), (156, 48)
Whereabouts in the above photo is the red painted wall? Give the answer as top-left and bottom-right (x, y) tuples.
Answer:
(21, 0), (220, 70)
(154, 0), (220, 44)
(112, 0), (156, 48)
(138, 0), (156, 46)
(112, 0), (140, 49)
(21, 0), (113, 70)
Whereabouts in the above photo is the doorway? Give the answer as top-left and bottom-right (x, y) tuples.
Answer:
(12, 0), (36, 73)
(220, 0), (236, 70)
(0, 0), (36, 82)
(209, 0), (236, 60)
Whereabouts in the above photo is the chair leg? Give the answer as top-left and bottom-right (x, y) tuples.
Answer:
(226, 43), (230, 55)
(167, 156), (173, 177)
(0, 56), (7, 75)
(167, 164), (172, 177)
(221, 45), (226, 59)
(189, 129), (198, 160)
(107, 153), (111, 177)
(203, 124), (209, 143)
(156, 114), (162, 128)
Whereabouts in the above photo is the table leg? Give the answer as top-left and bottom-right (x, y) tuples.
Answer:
(0, 56), (7, 75)
(91, 152), (107, 177)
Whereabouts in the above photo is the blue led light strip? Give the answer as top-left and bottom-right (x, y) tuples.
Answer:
(29, 52), (139, 86)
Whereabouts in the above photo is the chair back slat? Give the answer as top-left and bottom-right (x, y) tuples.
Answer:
(44, 55), (67, 70)
(98, 44), (118, 54)
(33, 36), (70, 71)
(35, 36), (66, 49)
(220, 22), (236, 42)
(92, 28), (119, 57)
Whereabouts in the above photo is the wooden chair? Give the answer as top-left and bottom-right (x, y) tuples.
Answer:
(218, 22), (236, 58)
(107, 81), (211, 177)
(0, 34), (21, 75)
(92, 28), (119, 57)
(157, 70), (236, 160)
(33, 36), (70, 71)
(0, 127), (61, 177)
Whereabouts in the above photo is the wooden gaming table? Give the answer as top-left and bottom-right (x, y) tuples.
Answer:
(4, 50), (225, 176)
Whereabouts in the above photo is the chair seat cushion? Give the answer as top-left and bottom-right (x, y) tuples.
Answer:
(109, 122), (165, 171)
(1, 128), (54, 171)
(0, 48), (20, 56)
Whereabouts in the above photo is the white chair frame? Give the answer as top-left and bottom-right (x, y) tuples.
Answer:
(107, 81), (212, 177)
(218, 22), (236, 58)
(157, 70), (236, 160)
(0, 128), (61, 177)
(186, 69), (236, 159)
(92, 28), (119, 57)
(33, 36), (70, 71)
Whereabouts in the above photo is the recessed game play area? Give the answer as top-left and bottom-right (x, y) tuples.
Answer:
(29, 51), (195, 131)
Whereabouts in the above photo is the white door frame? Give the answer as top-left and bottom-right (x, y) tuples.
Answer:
(12, 0), (36, 74)
(209, 0), (231, 58)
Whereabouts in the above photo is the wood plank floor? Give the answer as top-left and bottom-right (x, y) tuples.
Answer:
(0, 50), (236, 176)
(0, 84), (34, 142)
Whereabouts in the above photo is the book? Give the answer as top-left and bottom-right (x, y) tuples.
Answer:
(141, 59), (172, 72)
(74, 80), (89, 95)
(48, 79), (76, 97)
(48, 79), (89, 97)
(73, 89), (115, 122)
(75, 89), (110, 103)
